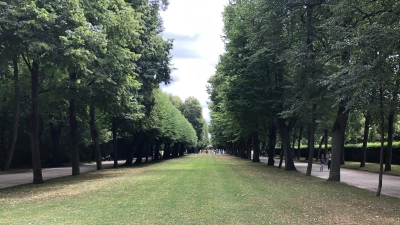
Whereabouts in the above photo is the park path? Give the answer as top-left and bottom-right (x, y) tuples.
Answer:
(1, 156), (400, 199)
(259, 156), (400, 198)
(0, 160), (125, 189)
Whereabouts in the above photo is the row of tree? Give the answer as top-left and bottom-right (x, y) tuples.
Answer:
(207, 0), (400, 196)
(0, 0), (208, 184)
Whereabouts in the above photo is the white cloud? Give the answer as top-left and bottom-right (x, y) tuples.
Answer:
(160, 0), (229, 123)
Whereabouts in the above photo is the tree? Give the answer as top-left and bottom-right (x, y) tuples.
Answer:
(180, 97), (208, 148)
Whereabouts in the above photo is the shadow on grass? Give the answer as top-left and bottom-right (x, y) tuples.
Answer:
(0, 155), (189, 196)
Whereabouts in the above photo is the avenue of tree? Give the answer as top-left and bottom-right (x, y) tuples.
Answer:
(207, 0), (400, 196)
(0, 0), (209, 183)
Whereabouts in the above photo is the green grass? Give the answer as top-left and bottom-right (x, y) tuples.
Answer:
(341, 161), (400, 176)
(1, 155), (400, 224)
(296, 157), (400, 176)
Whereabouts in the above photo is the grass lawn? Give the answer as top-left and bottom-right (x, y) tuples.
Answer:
(296, 157), (400, 176)
(341, 162), (400, 176)
(1, 155), (400, 224)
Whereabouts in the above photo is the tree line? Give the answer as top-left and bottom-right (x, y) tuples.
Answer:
(0, 0), (208, 184)
(207, 0), (400, 196)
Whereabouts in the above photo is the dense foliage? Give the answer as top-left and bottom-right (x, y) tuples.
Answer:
(208, 0), (400, 180)
(0, 0), (202, 182)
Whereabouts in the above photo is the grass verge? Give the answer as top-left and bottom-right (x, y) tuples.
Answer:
(1, 155), (399, 224)
(296, 157), (400, 176)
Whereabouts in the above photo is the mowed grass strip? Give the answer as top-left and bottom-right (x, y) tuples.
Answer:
(341, 161), (400, 176)
(0, 155), (399, 224)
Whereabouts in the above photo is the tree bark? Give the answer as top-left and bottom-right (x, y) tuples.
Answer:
(306, 127), (311, 160)
(324, 129), (328, 158)
(278, 148), (283, 169)
(0, 110), (6, 166)
(154, 141), (161, 160)
(267, 123), (276, 166)
(145, 142), (151, 162)
(328, 102), (348, 182)
(4, 57), (21, 171)
(291, 128), (296, 159)
(163, 142), (171, 159)
(89, 104), (102, 170)
(240, 140), (246, 159)
(377, 87), (384, 197)
(252, 132), (260, 162)
(112, 117), (118, 168)
(179, 143), (185, 156)
(247, 136), (252, 160)
(360, 112), (370, 167)
(277, 118), (297, 171)
(385, 112), (394, 171)
(306, 104), (317, 176)
(69, 71), (80, 176)
(30, 60), (43, 183)
(134, 138), (147, 164)
(172, 142), (179, 157)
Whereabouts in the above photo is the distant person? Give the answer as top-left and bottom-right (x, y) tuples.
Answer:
(327, 151), (332, 171)
(320, 154), (325, 172)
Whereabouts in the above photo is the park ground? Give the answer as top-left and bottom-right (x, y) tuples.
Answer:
(1, 154), (400, 224)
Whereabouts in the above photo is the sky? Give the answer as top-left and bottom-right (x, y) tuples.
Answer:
(160, 0), (229, 124)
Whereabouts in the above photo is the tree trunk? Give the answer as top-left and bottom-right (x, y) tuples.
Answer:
(360, 112), (370, 167)
(89, 104), (102, 170)
(39, 116), (45, 159)
(30, 60), (43, 183)
(341, 135), (345, 165)
(306, 127), (311, 160)
(297, 126), (303, 160)
(242, 140), (246, 159)
(328, 102), (348, 182)
(0, 110), (6, 166)
(377, 87), (384, 197)
(247, 136), (252, 160)
(154, 141), (161, 160)
(278, 148), (283, 169)
(112, 117), (118, 168)
(267, 123), (276, 166)
(306, 104), (317, 176)
(172, 142), (179, 157)
(234, 143), (239, 156)
(4, 57), (21, 171)
(324, 129), (328, 158)
(50, 122), (63, 167)
(134, 138), (147, 164)
(163, 142), (171, 159)
(385, 112), (394, 171)
(252, 132), (260, 162)
(179, 143), (185, 156)
(125, 133), (144, 165)
(291, 128), (296, 159)
(277, 118), (297, 171)
(145, 142), (151, 162)
(69, 71), (80, 176)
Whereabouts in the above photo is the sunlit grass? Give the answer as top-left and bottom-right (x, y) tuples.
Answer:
(1, 154), (399, 224)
